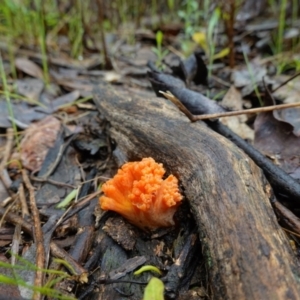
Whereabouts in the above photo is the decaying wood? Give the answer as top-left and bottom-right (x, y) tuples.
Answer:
(93, 85), (300, 300)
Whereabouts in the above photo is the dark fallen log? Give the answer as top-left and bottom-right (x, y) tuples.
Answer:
(148, 71), (300, 201)
(93, 85), (300, 299)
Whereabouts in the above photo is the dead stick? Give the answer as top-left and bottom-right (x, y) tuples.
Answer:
(30, 176), (76, 189)
(160, 90), (300, 201)
(273, 201), (300, 234)
(160, 91), (300, 121)
(18, 183), (29, 217)
(11, 184), (29, 266)
(0, 129), (15, 197)
(0, 207), (32, 233)
(0, 128), (14, 171)
(49, 242), (88, 283)
(22, 170), (45, 300)
(271, 71), (300, 93)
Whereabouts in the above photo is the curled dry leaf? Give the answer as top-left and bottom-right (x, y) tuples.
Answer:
(273, 108), (300, 137)
(273, 75), (300, 104)
(15, 57), (44, 79)
(15, 79), (44, 103)
(270, 75), (300, 135)
(19, 116), (61, 172)
(221, 85), (254, 141)
(254, 112), (300, 180)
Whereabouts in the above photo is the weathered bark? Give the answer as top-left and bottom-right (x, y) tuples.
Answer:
(93, 85), (300, 300)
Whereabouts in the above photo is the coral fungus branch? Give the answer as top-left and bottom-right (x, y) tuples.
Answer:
(99, 157), (182, 230)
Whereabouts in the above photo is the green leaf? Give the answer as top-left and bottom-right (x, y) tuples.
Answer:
(143, 277), (164, 300)
(156, 30), (163, 47)
(207, 7), (221, 41)
(53, 258), (76, 275)
(151, 47), (159, 55)
(56, 188), (78, 209)
(161, 49), (169, 57)
(213, 47), (230, 60)
(178, 10), (185, 19)
(134, 265), (162, 276)
(0, 274), (20, 285)
(167, 0), (174, 11)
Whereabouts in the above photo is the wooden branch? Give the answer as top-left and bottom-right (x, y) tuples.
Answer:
(93, 85), (300, 299)
(160, 91), (300, 121)
(22, 170), (45, 300)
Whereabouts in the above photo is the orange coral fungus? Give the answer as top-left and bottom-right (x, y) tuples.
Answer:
(99, 157), (182, 230)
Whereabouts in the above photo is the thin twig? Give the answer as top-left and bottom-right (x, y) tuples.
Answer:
(211, 75), (231, 88)
(263, 76), (276, 105)
(11, 223), (22, 266)
(282, 227), (300, 238)
(11, 184), (29, 266)
(0, 128), (14, 172)
(22, 170), (45, 300)
(61, 190), (101, 224)
(160, 91), (300, 121)
(160, 90), (300, 201)
(0, 129), (15, 197)
(37, 133), (77, 180)
(19, 183), (29, 217)
(0, 207), (32, 233)
(273, 201), (300, 235)
(0, 169), (14, 197)
(271, 71), (300, 93)
(49, 242), (88, 283)
(30, 176), (76, 188)
(159, 91), (198, 122)
(0, 198), (17, 229)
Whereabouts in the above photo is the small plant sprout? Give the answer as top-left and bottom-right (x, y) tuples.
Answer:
(56, 188), (79, 209)
(134, 265), (162, 276)
(207, 7), (221, 79)
(178, 0), (202, 37)
(133, 264), (164, 300)
(192, 7), (228, 82)
(34, 0), (50, 85)
(151, 30), (169, 70)
(143, 277), (164, 300)
(276, 0), (287, 74)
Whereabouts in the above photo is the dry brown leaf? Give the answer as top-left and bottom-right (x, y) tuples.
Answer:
(15, 57), (44, 79)
(273, 108), (300, 137)
(254, 112), (300, 180)
(221, 86), (254, 141)
(19, 116), (61, 172)
(15, 78), (44, 102)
